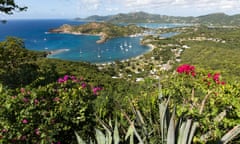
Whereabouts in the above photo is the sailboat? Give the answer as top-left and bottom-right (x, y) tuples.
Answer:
(79, 48), (83, 57)
(124, 41), (128, 47)
(128, 42), (132, 48)
(97, 47), (101, 58)
(120, 43), (124, 50)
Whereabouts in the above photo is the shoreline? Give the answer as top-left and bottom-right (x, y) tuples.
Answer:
(95, 44), (155, 65)
(48, 31), (108, 44)
(120, 44), (155, 62)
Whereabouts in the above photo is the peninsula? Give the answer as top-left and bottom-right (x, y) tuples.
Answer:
(49, 22), (148, 43)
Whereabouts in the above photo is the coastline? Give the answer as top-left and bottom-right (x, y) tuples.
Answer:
(49, 31), (108, 44)
(121, 44), (155, 62)
(95, 43), (155, 65)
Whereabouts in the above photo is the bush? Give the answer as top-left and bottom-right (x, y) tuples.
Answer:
(161, 64), (240, 142)
(0, 75), (102, 143)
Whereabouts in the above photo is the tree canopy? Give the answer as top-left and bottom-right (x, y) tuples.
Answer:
(0, 0), (27, 15)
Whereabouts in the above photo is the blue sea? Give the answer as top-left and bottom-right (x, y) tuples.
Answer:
(0, 19), (183, 63)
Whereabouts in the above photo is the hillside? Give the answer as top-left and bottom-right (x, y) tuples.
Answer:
(49, 22), (147, 43)
(1, 27), (240, 143)
(76, 11), (240, 26)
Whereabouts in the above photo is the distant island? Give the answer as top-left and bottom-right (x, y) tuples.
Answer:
(75, 11), (240, 26)
(49, 22), (148, 43)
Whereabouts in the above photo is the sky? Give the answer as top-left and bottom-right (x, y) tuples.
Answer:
(2, 0), (240, 19)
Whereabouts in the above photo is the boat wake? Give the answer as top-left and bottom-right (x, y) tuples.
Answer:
(48, 48), (70, 56)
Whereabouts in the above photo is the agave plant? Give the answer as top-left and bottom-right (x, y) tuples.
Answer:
(75, 100), (240, 144)
(74, 79), (240, 143)
(74, 99), (198, 144)
(159, 99), (198, 144)
(75, 119), (121, 144)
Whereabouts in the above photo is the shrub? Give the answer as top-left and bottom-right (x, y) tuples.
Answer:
(161, 64), (240, 142)
(0, 75), (102, 143)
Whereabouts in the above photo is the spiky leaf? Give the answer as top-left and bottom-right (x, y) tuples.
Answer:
(167, 108), (176, 144)
(74, 131), (86, 144)
(114, 119), (120, 144)
(95, 128), (106, 144)
(220, 125), (240, 144)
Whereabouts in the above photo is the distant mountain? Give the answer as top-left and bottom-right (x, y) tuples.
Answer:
(76, 12), (240, 26)
(75, 15), (113, 21)
(196, 13), (240, 25)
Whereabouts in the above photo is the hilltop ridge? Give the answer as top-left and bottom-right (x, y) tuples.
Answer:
(75, 12), (240, 26)
(49, 22), (148, 43)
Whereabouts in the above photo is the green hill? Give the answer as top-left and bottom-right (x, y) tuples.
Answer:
(49, 22), (147, 43)
(77, 11), (240, 26)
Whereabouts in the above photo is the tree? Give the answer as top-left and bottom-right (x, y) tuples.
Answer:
(0, 0), (27, 15)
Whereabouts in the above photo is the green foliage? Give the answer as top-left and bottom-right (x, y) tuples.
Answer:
(0, 26), (240, 143)
(0, 0), (27, 15)
(75, 99), (198, 144)
(81, 12), (240, 26)
(161, 64), (240, 143)
(0, 37), (46, 88)
(0, 75), (102, 143)
(176, 27), (240, 80)
(50, 22), (147, 42)
(218, 125), (240, 144)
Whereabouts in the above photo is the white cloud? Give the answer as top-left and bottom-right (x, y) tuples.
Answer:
(123, 0), (240, 15)
(79, 0), (101, 10)
(77, 0), (240, 17)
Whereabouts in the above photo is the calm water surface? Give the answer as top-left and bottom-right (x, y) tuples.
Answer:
(0, 19), (183, 63)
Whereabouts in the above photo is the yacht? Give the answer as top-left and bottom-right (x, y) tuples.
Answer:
(97, 48), (101, 58)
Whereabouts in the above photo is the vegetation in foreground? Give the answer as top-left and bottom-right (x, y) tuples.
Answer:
(0, 25), (240, 143)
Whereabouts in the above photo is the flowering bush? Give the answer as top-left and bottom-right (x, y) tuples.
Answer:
(0, 75), (103, 143)
(162, 64), (240, 142)
(176, 64), (196, 76)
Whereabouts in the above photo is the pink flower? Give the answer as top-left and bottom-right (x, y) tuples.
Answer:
(22, 119), (28, 124)
(20, 88), (25, 93)
(191, 71), (196, 77)
(70, 76), (76, 80)
(63, 75), (69, 81)
(57, 78), (65, 83)
(176, 64), (195, 76)
(92, 87), (103, 95)
(1, 129), (7, 133)
(81, 82), (87, 89)
(205, 72), (226, 86)
(207, 73), (212, 78)
(53, 97), (60, 102)
(22, 97), (29, 103)
(35, 128), (40, 135)
(34, 99), (39, 105)
(213, 73), (220, 81)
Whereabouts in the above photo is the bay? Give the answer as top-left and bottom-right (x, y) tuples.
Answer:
(0, 19), (183, 63)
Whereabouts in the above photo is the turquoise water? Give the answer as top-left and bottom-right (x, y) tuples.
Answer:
(47, 34), (150, 63)
(0, 19), (184, 63)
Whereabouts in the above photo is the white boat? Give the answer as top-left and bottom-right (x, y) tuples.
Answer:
(120, 43), (123, 49)
(79, 49), (82, 57)
(128, 43), (132, 48)
(124, 41), (127, 47)
(97, 48), (101, 58)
